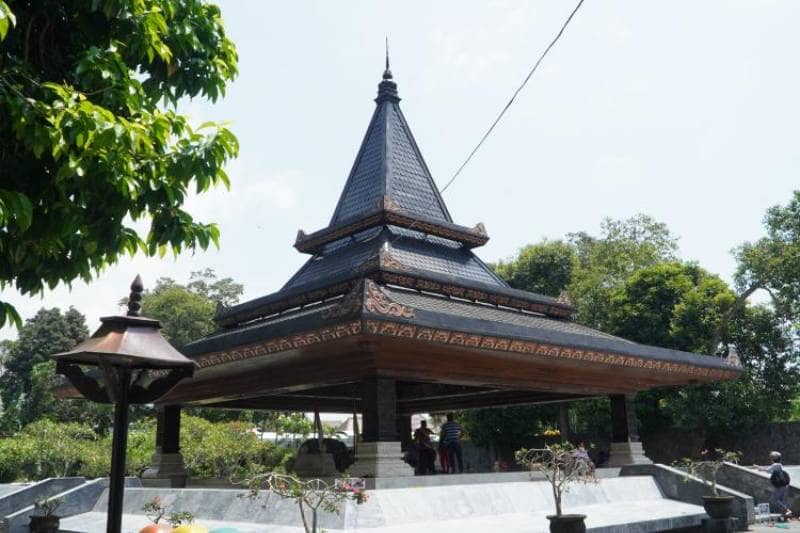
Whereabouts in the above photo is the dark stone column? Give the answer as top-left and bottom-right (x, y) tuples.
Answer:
(608, 394), (650, 467)
(361, 377), (400, 442)
(558, 403), (570, 443)
(161, 405), (181, 453)
(610, 394), (630, 442)
(349, 377), (413, 477)
(397, 414), (412, 451)
(142, 405), (188, 487)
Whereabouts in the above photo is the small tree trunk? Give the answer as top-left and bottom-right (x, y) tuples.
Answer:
(298, 502), (310, 533)
(552, 483), (562, 516)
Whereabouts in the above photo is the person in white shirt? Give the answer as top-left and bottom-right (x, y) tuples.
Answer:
(754, 451), (792, 517)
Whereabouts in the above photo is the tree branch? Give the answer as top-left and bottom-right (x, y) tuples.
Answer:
(709, 284), (760, 355)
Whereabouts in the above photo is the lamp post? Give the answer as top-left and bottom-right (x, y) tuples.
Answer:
(51, 276), (196, 533)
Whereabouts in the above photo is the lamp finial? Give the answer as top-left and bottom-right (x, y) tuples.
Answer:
(127, 275), (144, 317)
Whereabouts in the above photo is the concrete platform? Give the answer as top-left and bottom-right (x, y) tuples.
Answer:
(58, 476), (708, 532)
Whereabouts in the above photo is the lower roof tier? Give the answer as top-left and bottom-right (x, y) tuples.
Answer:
(159, 279), (742, 406)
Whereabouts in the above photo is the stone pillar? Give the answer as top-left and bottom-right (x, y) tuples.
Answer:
(558, 403), (570, 443)
(142, 405), (188, 487)
(294, 409), (339, 478)
(349, 378), (414, 477)
(397, 414), (412, 451)
(607, 394), (651, 467)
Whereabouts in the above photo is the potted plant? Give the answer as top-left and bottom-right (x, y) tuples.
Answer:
(29, 496), (64, 533)
(242, 472), (368, 533)
(516, 443), (595, 533)
(677, 448), (742, 519)
(139, 496), (173, 533)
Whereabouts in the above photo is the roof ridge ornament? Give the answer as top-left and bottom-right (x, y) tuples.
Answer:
(383, 36), (392, 80)
(376, 40), (399, 103)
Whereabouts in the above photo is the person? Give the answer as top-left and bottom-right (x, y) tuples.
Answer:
(413, 420), (436, 475)
(573, 442), (596, 479)
(755, 451), (792, 518)
(440, 413), (464, 474)
(437, 433), (450, 473)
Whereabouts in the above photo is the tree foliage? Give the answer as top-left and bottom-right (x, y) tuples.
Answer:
(492, 240), (577, 297)
(0, 0), (239, 328)
(0, 306), (89, 429)
(486, 206), (800, 442)
(139, 269), (243, 349)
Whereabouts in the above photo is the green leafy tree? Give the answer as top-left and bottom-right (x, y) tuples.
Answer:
(492, 240), (577, 297)
(0, 0), (239, 328)
(138, 269), (242, 349)
(0, 307), (89, 429)
(606, 262), (799, 433)
(141, 279), (216, 350)
(567, 214), (679, 329)
(708, 190), (800, 352)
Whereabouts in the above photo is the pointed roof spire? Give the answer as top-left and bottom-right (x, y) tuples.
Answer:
(376, 40), (399, 103)
(383, 37), (392, 80)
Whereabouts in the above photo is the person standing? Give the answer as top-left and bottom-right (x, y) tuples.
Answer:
(413, 420), (436, 474)
(755, 451), (792, 518)
(441, 413), (464, 474)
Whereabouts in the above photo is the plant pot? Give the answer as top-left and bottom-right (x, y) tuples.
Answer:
(702, 495), (735, 519)
(547, 514), (587, 533)
(139, 523), (174, 533)
(28, 515), (60, 533)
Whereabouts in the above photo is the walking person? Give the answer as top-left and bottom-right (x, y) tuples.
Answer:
(755, 451), (792, 518)
(441, 413), (464, 474)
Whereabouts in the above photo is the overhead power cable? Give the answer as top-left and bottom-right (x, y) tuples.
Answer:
(440, 0), (586, 194)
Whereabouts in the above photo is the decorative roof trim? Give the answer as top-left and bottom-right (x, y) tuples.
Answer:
(295, 197), (488, 253)
(189, 316), (740, 381)
(215, 258), (573, 329)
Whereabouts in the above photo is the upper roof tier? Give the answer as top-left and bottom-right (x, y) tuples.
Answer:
(294, 65), (488, 254)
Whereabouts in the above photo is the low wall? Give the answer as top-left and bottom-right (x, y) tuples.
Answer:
(621, 463), (754, 530)
(716, 462), (800, 514)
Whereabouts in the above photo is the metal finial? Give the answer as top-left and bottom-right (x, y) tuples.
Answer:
(127, 275), (144, 317)
(383, 37), (392, 80)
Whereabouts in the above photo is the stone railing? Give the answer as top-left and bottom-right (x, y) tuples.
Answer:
(621, 463), (754, 530)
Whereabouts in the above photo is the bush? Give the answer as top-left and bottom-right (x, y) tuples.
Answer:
(0, 415), (294, 481)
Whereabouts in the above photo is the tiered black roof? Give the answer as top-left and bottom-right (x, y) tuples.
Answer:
(217, 64), (571, 328)
(193, 65), (739, 382)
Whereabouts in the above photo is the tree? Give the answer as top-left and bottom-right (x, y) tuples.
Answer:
(139, 269), (242, 349)
(492, 240), (577, 297)
(709, 190), (800, 352)
(606, 262), (799, 434)
(0, 306), (96, 430)
(567, 214), (679, 329)
(0, 0), (239, 328)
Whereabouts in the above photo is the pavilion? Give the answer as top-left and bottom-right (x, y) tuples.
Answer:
(135, 62), (741, 483)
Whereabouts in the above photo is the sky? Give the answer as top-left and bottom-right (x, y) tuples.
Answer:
(2, 0), (799, 339)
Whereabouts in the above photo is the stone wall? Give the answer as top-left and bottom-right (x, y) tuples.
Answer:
(641, 422), (800, 465)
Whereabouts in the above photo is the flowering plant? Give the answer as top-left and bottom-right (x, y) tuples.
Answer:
(516, 443), (595, 517)
(538, 428), (561, 438)
(676, 448), (741, 496)
(243, 472), (368, 533)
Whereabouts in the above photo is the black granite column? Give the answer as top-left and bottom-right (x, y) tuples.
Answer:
(159, 405), (182, 454)
(361, 377), (400, 442)
(608, 394), (649, 467)
(142, 405), (187, 487)
(349, 377), (413, 477)
(397, 414), (412, 451)
(609, 394), (640, 443)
